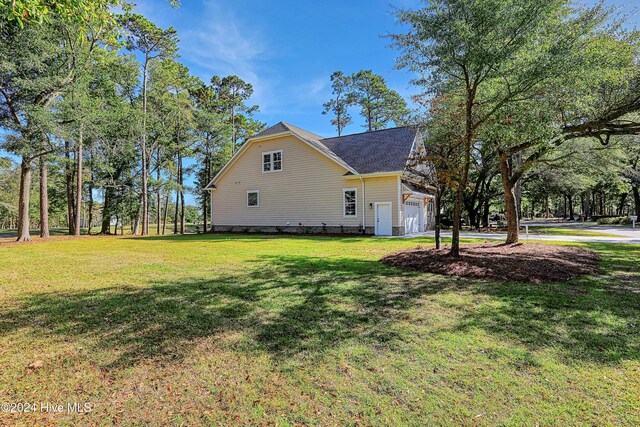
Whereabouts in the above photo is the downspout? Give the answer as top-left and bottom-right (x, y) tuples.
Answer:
(359, 176), (366, 232)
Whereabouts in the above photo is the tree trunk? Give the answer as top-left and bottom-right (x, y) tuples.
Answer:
(65, 140), (75, 234)
(180, 188), (185, 235)
(633, 186), (640, 216)
(179, 149), (185, 235)
(173, 152), (180, 235)
(39, 152), (49, 239)
(467, 203), (477, 229)
(568, 194), (574, 220)
(451, 95), (475, 257)
(156, 149), (161, 236)
(17, 157), (32, 242)
(162, 186), (170, 235)
(203, 152), (210, 234)
(617, 193), (628, 216)
(141, 60), (149, 236)
(87, 147), (94, 235)
(499, 153), (519, 244)
(545, 195), (550, 218)
(74, 131), (83, 236)
(481, 197), (490, 228)
(132, 203), (141, 235)
(583, 190), (591, 220)
(100, 187), (113, 234)
(180, 190), (185, 234)
(434, 189), (443, 250)
(513, 153), (523, 220)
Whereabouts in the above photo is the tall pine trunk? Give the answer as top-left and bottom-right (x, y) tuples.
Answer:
(173, 152), (180, 235)
(141, 61), (149, 236)
(132, 203), (141, 235)
(65, 140), (75, 234)
(17, 157), (32, 242)
(74, 130), (83, 236)
(162, 188), (170, 235)
(39, 151), (49, 238)
(202, 152), (210, 234)
(499, 153), (519, 244)
(156, 148), (161, 236)
(87, 147), (94, 235)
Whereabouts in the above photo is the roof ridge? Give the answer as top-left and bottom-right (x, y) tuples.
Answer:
(281, 122), (325, 141)
(321, 125), (416, 141)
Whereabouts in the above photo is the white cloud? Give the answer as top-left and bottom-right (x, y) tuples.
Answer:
(131, 1), (331, 119)
(180, 4), (264, 77)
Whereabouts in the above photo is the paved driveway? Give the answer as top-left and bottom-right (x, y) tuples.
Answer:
(407, 229), (640, 244)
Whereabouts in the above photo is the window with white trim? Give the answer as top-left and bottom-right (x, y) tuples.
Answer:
(262, 150), (282, 172)
(247, 190), (259, 207)
(343, 188), (357, 217)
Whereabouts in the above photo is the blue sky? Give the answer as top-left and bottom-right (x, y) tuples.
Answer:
(2, 0), (638, 206)
(135, 0), (639, 138)
(133, 0), (422, 137)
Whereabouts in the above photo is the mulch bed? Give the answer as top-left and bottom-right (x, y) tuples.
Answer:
(381, 242), (600, 283)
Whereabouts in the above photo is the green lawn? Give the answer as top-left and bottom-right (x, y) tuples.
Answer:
(0, 234), (638, 425)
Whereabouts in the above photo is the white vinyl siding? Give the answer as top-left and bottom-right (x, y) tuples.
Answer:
(212, 135), (401, 228)
(361, 176), (400, 227)
(213, 135), (362, 227)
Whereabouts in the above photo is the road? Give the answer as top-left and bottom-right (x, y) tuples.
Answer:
(411, 226), (640, 244)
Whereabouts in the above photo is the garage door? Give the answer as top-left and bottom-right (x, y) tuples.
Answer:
(404, 200), (421, 234)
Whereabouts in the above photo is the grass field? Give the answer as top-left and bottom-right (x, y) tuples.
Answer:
(0, 234), (639, 425)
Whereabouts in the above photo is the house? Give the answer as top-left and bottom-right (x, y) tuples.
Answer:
(205, 122), (436, 236)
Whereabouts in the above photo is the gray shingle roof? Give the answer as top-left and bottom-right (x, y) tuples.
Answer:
(321, 127), (418, 174)
(402, 180), (435, 195)
(251, 122), (419, 174)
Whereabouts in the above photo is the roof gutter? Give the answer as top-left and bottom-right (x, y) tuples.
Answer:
(344, 171), (403, 179)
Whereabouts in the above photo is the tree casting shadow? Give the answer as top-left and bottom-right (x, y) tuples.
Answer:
(1, 247), (638, 367)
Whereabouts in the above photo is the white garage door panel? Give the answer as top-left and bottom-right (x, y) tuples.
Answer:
(404, 200), (421, 234)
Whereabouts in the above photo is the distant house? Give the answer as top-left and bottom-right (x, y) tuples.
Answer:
(205, 122), (436, 236)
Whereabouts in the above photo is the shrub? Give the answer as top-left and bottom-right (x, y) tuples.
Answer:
(597, 217), (632, 225)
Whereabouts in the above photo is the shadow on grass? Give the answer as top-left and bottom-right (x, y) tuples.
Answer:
(0, 255), (447, 367)
(0, 242), (639, 367)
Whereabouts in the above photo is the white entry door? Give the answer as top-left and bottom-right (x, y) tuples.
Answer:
(375, 203), (393, 236)
(404, 200), (422, 234)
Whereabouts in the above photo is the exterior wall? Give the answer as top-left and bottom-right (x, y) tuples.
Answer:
(211, 133), (405, 234)
(355, 175), (401, 229)
(211, 225), (405, 236)
(213, 225), (369, 234)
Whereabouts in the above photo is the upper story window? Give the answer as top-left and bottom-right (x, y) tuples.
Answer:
(263, 150), (283, 173)
(343, 188), (357, 217)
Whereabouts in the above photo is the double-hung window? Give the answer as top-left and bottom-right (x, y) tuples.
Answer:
(262, 150), (282, 173)
(343, 188), (357, 217)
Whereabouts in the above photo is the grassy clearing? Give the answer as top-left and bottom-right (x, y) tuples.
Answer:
(0, 234), (639, 425)
(526, 226), (622, 237)
(0, 224), (201, 238)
